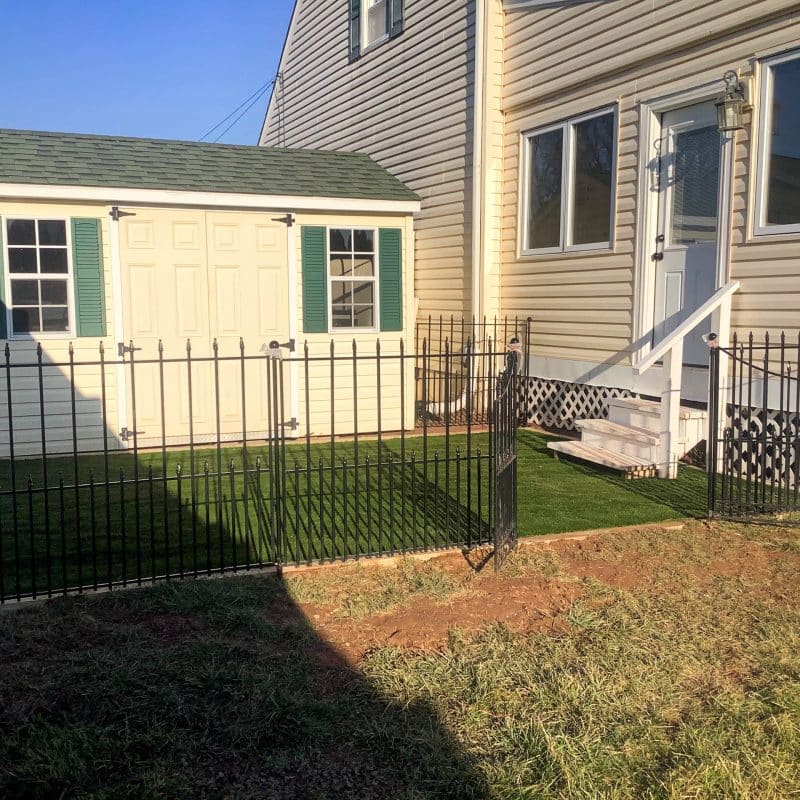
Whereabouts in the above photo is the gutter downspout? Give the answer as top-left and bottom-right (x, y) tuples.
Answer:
(470, 0), (487, 325)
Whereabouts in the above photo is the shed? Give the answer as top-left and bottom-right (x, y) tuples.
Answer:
(0, 129), (419, 454)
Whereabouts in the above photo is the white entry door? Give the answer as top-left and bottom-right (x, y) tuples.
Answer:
(652, 102), (723, 366)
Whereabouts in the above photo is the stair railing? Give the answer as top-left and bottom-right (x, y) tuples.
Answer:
(633, 280), (741, 478)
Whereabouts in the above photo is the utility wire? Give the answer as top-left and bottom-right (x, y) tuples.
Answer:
(198, 78), (276, 142)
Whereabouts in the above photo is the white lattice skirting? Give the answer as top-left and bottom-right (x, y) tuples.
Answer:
(519, 377), (633, 432)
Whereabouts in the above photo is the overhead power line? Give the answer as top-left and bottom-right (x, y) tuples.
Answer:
(198, 78), (276, 143)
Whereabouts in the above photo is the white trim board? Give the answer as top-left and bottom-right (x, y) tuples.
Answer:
(0, 183), (420, 215)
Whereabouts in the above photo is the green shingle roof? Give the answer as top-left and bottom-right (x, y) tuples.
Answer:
(0, 129), (419, 203)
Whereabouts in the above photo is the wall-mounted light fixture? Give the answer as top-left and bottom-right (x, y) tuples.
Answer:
(716, 71), (746, 132)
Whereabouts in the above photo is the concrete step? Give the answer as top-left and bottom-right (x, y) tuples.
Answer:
(547, 440), (658, 479)
(574, 418), (661, 462)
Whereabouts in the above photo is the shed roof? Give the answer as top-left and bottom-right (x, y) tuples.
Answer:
(0, 129), (419, 203)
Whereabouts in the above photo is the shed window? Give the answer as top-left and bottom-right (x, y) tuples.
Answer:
(5, 219), (71, 335)
(329, 228), (377, 329)
(522, 108), (617, 254)
(755, 50), (800, 235)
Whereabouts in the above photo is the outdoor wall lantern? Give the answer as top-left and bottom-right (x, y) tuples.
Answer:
(716, 71), (746, 132)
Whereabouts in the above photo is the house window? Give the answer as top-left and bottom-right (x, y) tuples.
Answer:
(329, 228), (377, 329)
(350, 0), (403, 59)
(755, 50), (800, 234)
(5, 219), (71, 335)
(364, 0), (389, 47)
(522, 108), (617, 254)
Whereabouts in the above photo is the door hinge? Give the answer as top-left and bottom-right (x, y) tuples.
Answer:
(119, 427), (142, 442)
(651, 252), (664, 262)
(117, 342), (143, 357)
(271, 213), (295, 227)
(110, 206), (136, 221)
(285, 418), (298, 431)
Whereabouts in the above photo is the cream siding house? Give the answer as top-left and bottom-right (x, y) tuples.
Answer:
(0, 130), (418, 456)
(265, 0), (800, 476)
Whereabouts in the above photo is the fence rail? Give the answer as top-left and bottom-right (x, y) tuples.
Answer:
(0, 322), (523, 603)
(709, 331), (800, 517)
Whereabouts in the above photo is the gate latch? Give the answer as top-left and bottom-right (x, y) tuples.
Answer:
(118, 342), (143, 357)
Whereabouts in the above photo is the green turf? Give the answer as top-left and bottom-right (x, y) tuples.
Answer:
(0, 430), (708, 600)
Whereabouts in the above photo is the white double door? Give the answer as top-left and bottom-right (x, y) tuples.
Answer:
(652, 102), (723, 367)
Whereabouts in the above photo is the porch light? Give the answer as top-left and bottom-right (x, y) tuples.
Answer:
(716, 71), (746, 132)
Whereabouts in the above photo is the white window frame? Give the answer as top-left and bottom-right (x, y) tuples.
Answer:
(3, 216), (76, 340)
(753, 48), (800, 237)
(361, 0), (390, 52)
(520, 105), (618, 257)
(326, 226), (380, 334)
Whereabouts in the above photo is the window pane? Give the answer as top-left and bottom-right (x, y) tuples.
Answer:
(330, 255), (352, 277)
(6, 220), (35, 245)
(527, 129), (563, 249)
(331, 306), (353, 328)
(41, 279), (68, 305)
(670, 126), (720, 245)
(353, 229), (374, 252)
(353, 305), (375, 328)
(572, 113), (614, 245)
(40, 249), (69, 274)
(352, 282), (374, 305)
(12, 307), (40, 333)
(365, 0), (387, 44)
(766, 58), (800, 225)
(42, 307), (69, 332)
(353, 255), (374, 276)
(10, 280), (39, 305)
(331, 281), (353, 306)
(329, 229), (351, 252)
(38, 220), (67, 246)
(8, 248), (37, 273)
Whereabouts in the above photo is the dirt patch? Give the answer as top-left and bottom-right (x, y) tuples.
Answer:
(299, 575), (579, 661)
(143, 613), (205, 644)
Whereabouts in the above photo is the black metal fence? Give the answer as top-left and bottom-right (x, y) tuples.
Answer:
(708, 332), (800, 517)
(0, 323), (523, 603)
(415, 316), (531, 427)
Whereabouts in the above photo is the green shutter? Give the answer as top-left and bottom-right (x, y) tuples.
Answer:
(379, 228), (403, 332)
(71, 218), (107, 337)
(301, 226), (328, 334)
(0, 223), (6, 339)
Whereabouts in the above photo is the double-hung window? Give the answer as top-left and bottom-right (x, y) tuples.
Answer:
(754, 50), (800, 235)
(521, 107), (617, 254)
(329, 228), (377, 329)
(349, 0), (403, 60)
(5, 218), (72, 336)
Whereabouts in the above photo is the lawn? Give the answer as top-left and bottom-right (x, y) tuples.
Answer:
(0, 430), (708, 600)
(2, 519), (799, 798)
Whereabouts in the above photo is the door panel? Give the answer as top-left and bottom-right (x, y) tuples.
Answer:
(120, 209), (290, 447)
(652, 102), (722, 367)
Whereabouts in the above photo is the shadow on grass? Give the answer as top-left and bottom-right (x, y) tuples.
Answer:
(1, 555), (491, 800)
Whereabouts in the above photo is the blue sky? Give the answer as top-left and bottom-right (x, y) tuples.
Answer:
(0, 0), (292, 144)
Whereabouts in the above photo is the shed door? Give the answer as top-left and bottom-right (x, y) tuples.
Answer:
(119, 208), (291, 447)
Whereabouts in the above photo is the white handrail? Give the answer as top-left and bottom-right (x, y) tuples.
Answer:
(634, 280), (741, 375)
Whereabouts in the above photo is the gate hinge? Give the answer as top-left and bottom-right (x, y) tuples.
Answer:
(118, 342), (143, 357)
(119, 427), (142, 442)
(271, 213), (295, 227)
(110, 206), (136, 221)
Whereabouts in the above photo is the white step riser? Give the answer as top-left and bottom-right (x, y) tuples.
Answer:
(606, 409), (706, 458)
(579, 431), (660, 463)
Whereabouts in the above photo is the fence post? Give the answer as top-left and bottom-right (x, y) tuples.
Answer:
(707, 338), (719, 517)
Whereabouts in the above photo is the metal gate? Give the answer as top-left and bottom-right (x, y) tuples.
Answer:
(491, 339), (521, 569)
(708, 333), (800, 518)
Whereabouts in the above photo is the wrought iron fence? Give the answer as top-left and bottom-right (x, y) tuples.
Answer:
(0, 323), (523, 604)
(415, 316), (531, 427)
(708, 332), (800, 517)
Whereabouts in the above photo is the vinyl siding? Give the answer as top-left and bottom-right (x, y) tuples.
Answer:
(500, 0), (800, 368)
(292, 212), (417, 439)
(262, 0), (475, 321)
